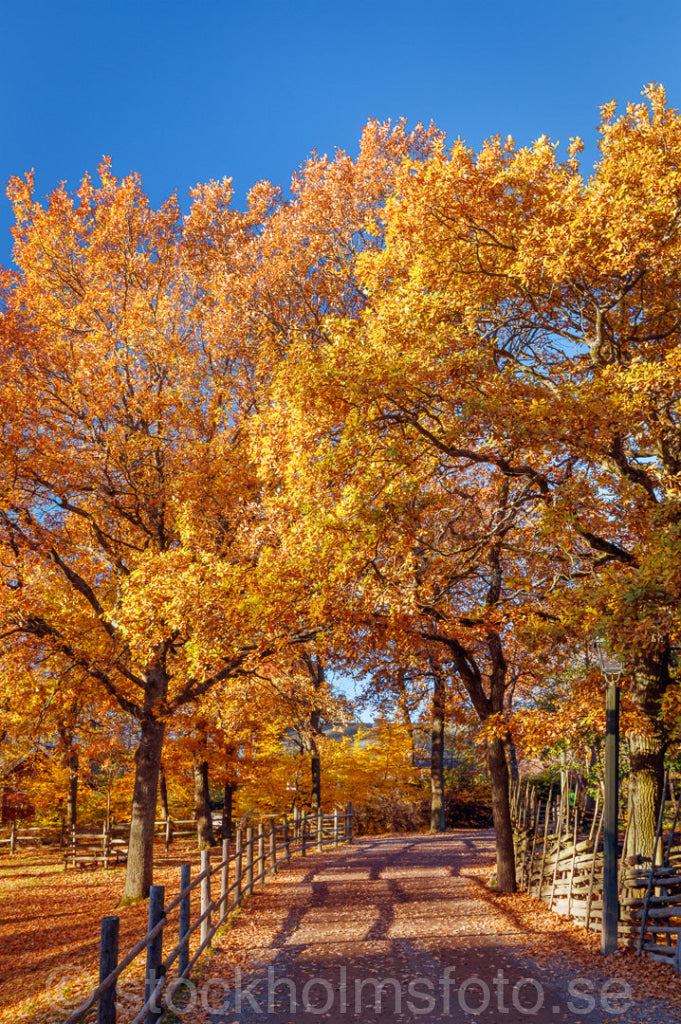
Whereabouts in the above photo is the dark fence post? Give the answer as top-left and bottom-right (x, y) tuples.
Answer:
(144, 885), (165, 1024)
(602, 681), (620, 955)
(97, 915), (119, 1024)
(334, 807), (339, 848)
(347, 802), (354, 842)
(178, 863), (191, 978)
(284, 816), (291, 863)
(235, 828), (243, 903)
(301, 810), (307, 857)
(317, 810), (323, 852)
(220, 837), (230, 922)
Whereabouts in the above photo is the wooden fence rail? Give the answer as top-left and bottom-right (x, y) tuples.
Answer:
(0, 812), (262, 858)
(60, 803), (354, 1024)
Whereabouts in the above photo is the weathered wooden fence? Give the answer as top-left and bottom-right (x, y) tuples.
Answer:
(60, 804), (353, 1024)
(512, 776), (681, 970)
(1, 813), (232, 859)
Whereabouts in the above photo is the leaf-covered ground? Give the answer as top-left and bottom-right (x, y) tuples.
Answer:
(2, 831), (681, 1023)
(0, 840), (208, 1023)
(174, 831), (681, 1024)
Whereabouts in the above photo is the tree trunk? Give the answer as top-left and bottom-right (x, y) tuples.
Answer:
(65, 749), (79, 830)
(307, 707), (322, 813)
(393, 667), (417, 767)
(487, 734), (516, 892)
(194, 755), (215, 849)
(299, 653), (325, 813)
(430, 666), (446, 831)
(504, 731), (519, 786)
(158, 763), (169, 821)
(221, 781), (234, 841)
(624, 644), (670, 864)
(120, 715), (166, 902)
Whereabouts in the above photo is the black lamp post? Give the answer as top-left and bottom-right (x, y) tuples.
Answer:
(593, 639), (625, 955)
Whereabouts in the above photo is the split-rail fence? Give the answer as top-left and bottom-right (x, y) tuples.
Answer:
(57, 804), (353, 1024)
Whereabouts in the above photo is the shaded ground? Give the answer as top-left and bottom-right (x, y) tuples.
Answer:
(175, 831), (681, 1024)
(0, 840), (207, 1023)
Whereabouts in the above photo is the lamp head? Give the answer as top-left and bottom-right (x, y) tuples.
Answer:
(592, 638), (625, 684)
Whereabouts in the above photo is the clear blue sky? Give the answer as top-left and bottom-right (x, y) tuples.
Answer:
(1, 0), (680, 267)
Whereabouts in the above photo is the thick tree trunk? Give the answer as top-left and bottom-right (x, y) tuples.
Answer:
(504, 731), (519, 786)
(194, 755), (215, 849)
(120, 715), (166, 902)
(487, 734), (516, 892)
(430, 666), (446, 831)
(624, 644), (670, 864)
(626, 731), (666, 863)
(158, 763), (169, 821)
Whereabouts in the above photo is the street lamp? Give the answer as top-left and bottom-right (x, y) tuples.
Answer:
(592, 638), (625, 955)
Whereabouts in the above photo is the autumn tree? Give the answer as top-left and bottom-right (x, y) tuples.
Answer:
(0, 164), (315, 899)
(275, 84), (681, 862)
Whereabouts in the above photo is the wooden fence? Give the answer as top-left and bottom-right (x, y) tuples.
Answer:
(60, 804), (353, 1024)
(512, 777), (681, 969)
(1, 813), (236, 858)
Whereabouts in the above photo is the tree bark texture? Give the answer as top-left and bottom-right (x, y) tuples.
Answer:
(193, 756), (215, 849)
(430, 665), (446, 831)
(504, 731), (519, 786)
(120, 715), (166, 902)
(158, 763), (169, 821)
(487, 734), (517, 892)
(624, 644), (670, 864)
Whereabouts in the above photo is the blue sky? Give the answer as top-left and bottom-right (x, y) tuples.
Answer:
(1, 0), (680, 269)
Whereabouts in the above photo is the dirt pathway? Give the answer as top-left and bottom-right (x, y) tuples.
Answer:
(174, 831), (680, 1024)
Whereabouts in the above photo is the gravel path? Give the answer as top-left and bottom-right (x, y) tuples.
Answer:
(174, 830), (680, 1024)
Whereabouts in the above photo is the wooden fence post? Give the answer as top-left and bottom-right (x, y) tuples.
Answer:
(334, 807), (339, 848)
(200, 850), (211, 947)
(347, 802), (354, 842)
(165, 817), (172, 853)
(293, 805), (300, 840)
(269, 820), (277, 875)
(235, 829), (243, 903)
(257, 823), (265, 887)
(220, 838), (230, 922)
(317, 810), (323, 852)
(245, 827), (254, 896)
(97, 915), (119, 1024)
(284, 816), (291, 862)
(9, 820), (16, 856)
(301, 811), (307, 857)
(144, 885), (165, 1024)
(178, 863), (191, 978)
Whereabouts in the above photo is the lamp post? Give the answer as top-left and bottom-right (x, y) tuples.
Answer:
(593, 639), (625, 955)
